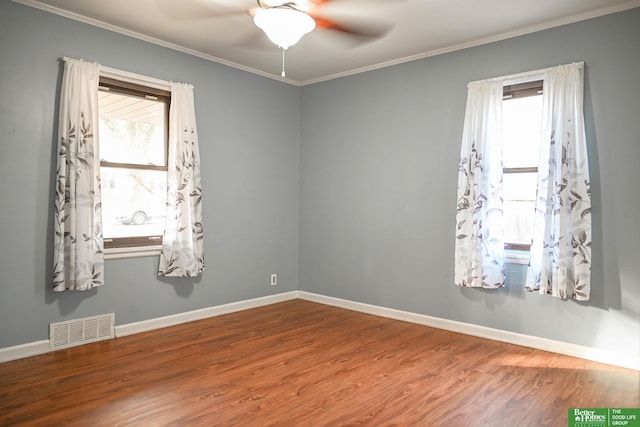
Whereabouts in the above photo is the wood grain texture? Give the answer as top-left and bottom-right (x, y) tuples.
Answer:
(1, 300), (638, 426)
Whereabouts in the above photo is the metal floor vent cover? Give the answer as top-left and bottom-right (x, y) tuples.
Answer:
(49, 313), (115, 351)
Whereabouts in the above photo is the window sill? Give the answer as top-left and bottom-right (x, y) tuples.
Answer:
(104, 245), (162, 260)
(505, 249), (529, 265)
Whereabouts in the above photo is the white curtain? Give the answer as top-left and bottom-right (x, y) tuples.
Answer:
(53, 58), (104, 291)
(454, 80), (505, 288)
(158, 82), (205, 277)
(526, 63), (591, 300)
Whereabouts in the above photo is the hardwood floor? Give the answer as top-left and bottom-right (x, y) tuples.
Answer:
(1, 300), (638, 426)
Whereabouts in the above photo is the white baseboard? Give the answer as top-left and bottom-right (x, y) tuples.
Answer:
(2, 290), (638, 371)
(297, 291), (640, 371)
(0, 340), (50, 364)
(115, 291), (298, 337)
(0, 291), (298, 363)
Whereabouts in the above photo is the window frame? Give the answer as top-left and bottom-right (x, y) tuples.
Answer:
(501, 79), (543, 253)
(97, 68), (172, 259)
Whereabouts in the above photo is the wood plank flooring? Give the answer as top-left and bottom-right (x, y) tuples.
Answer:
(1, 299), (638, 426)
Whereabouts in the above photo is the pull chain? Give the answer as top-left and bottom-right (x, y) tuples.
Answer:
(281, 48), (286, 78)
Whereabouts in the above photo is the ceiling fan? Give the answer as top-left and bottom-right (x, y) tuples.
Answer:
(157, 0), (393, 77)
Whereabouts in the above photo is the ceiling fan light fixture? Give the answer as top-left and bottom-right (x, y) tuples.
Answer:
(253, 7), (316, 49)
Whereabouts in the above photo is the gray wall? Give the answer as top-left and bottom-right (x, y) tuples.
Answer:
(0, 2), (300, 348)
(299, 8), (640, 359)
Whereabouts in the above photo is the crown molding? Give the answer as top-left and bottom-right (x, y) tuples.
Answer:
(14, 0), (640, 86)
(13, 0), (301, 86)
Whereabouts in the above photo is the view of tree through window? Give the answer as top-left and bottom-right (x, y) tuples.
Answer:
(98, 82), (169, 247)
(502, 88), (543, 249)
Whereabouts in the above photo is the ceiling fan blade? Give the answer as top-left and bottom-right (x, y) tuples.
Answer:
(306, 0), (399, 42)
(308, 0), (404, 4)
(232, 27), (277, 49)
(154, 0), (250, 20)
(312, 15), (392, 40)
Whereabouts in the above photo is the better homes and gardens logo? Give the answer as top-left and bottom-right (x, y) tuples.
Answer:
(569, 408), (640, 427)
(571, 409), (607, 426)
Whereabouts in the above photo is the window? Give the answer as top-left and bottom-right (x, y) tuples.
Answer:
(501, 80), (543, 251)
(456, 63), (589, 290)
(98, 77), (170, 250)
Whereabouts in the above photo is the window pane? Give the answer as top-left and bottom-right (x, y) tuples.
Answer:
(101, 168), (166, 239)
(503, 172), (537, 201)
(503, 95), (542, 168)
(504, 201), (535, 245)
(503, 172), (537, 245)
(98, 91), (166, 166)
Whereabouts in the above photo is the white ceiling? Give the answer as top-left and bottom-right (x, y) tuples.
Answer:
(16, 0), (640, 85)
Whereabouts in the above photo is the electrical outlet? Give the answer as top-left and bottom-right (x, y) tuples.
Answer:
(270, 273), (277, 286)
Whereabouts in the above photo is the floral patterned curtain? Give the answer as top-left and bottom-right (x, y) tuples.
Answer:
(158, 82), (204, 277)
(525, 63), (591, 300)
(53, 58), (104, 291)
(454, 80), (505, 288)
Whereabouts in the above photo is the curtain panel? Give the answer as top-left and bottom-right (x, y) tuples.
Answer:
(53, 58), (104, 291)
(158, 82), (205, 277)
(454, 80), (506, 289)
(525, 63), (592, 300)
(454, 62), (591, 300)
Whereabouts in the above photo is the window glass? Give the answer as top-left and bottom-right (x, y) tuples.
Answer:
(502, 95), (542, 168)
(502, 85), (543, 248)
(503, 173), (537, 245)
(101, 168), (166, 239)
(98, 91), (166, 166)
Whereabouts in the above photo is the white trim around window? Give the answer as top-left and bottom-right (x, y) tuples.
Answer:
(91, 61), (171, 259)
(99, 64), (171, 91)
(505, 249), (530, 265)
(104, 245), (162, 260)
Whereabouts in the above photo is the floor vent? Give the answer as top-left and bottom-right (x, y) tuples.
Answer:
(49, 313), (115, 351)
